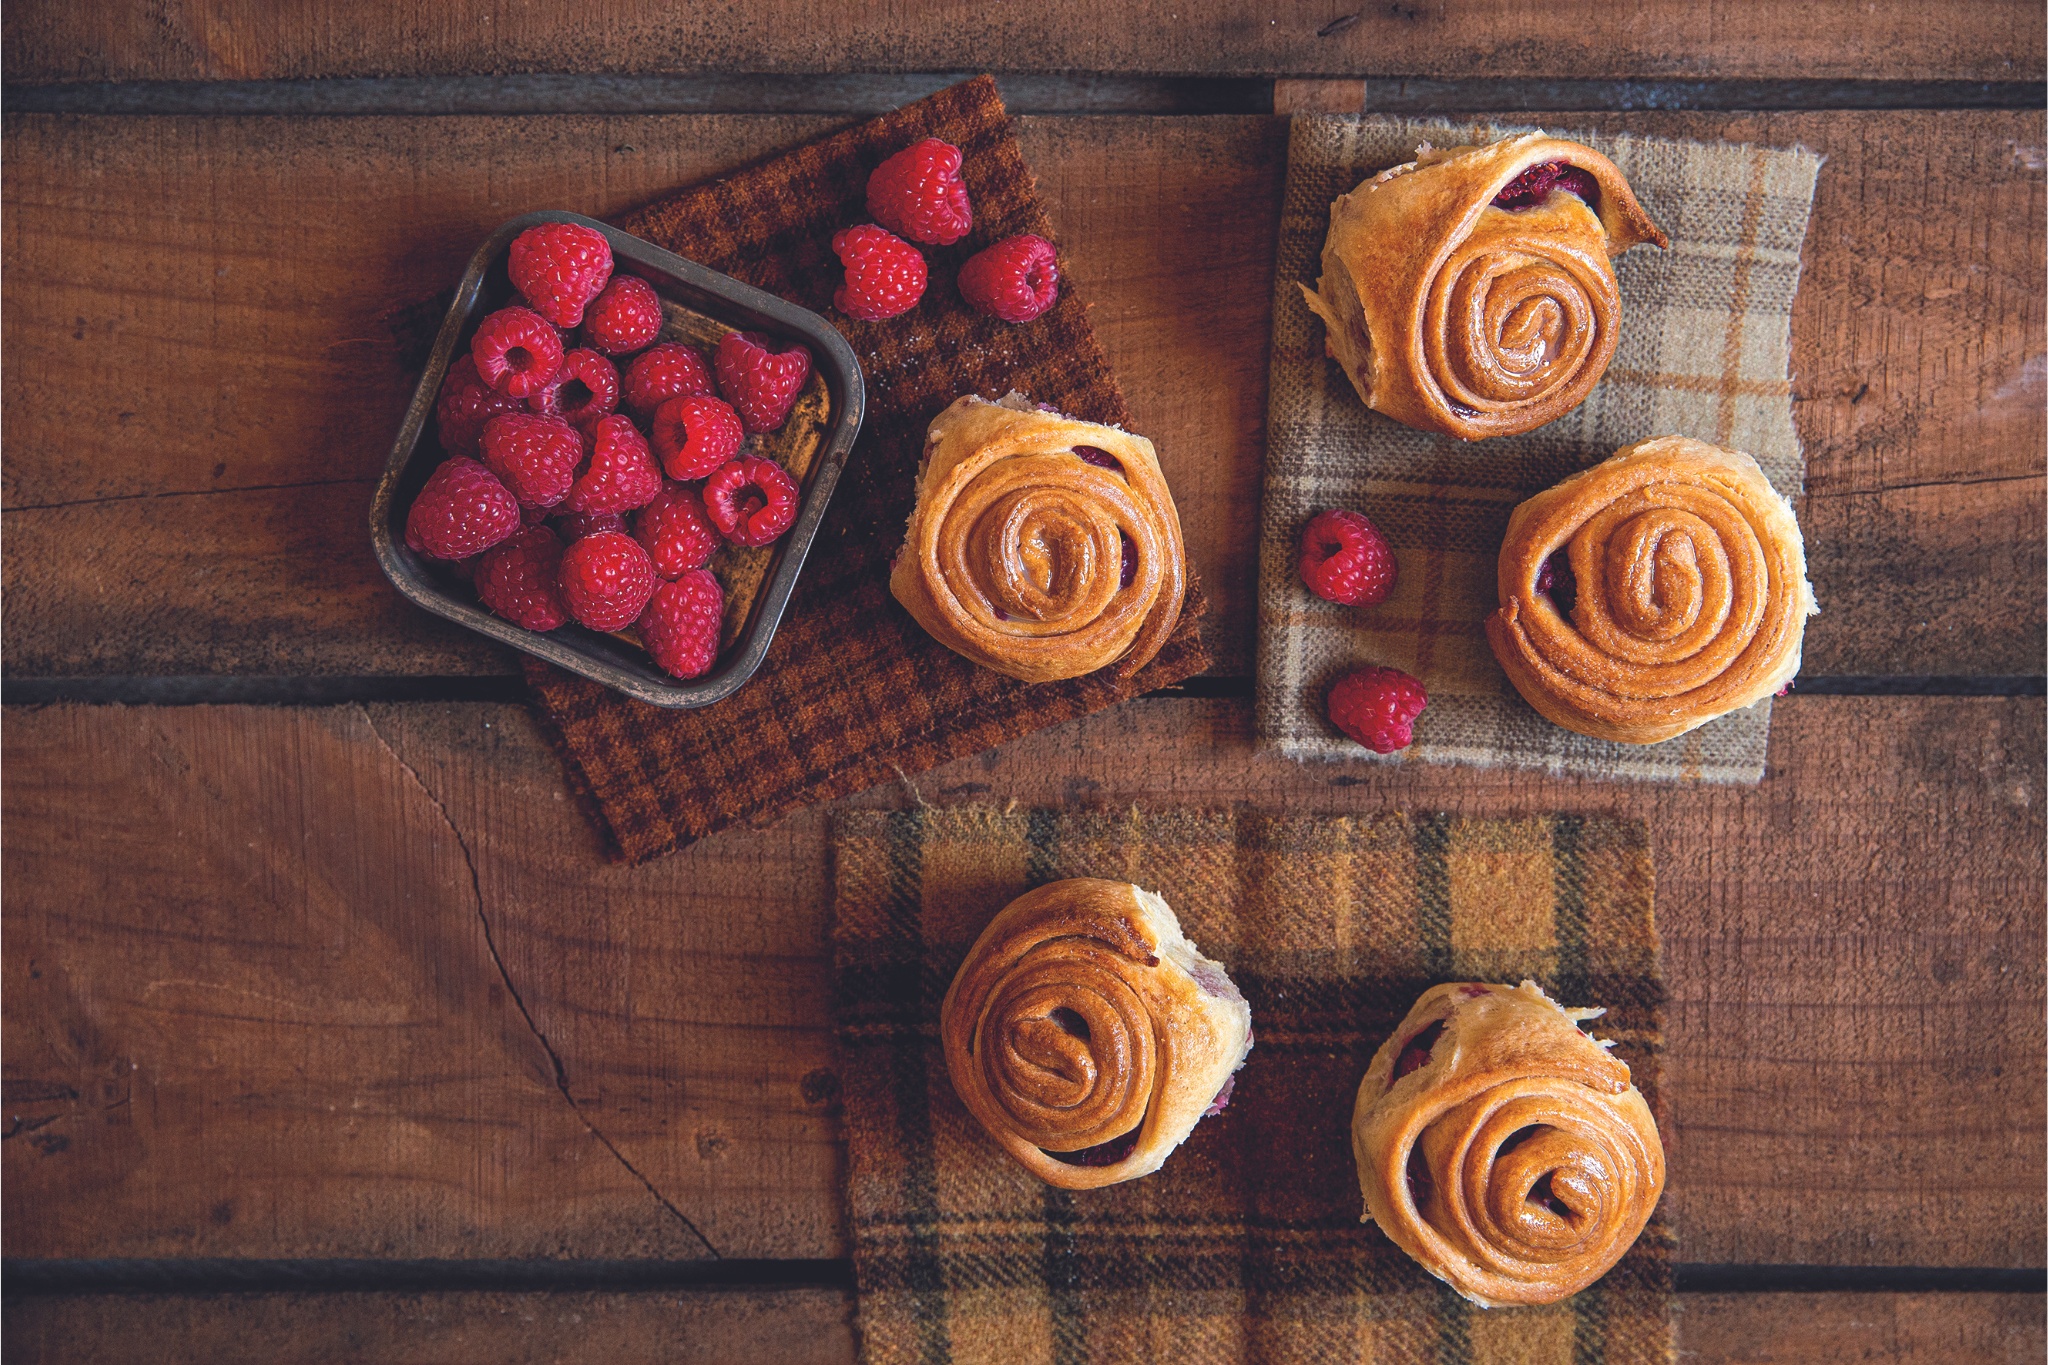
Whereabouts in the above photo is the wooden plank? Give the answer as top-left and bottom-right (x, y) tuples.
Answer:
(3, 1290), (2042, 1365)
(1678, 1292), (2047, 1364)
(3, 111), (2040, 679)
(1, 1289), (856, 1364)
(5, 695), (2041, 1266)
(2, 0), (2039, 84)
(0, 701), (839, 1260)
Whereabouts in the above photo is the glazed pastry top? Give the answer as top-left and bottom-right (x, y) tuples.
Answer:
(891, 395), (1187, 683)
(1352, 980), (1666, 1308)
(1302, 133), (1665, 441)
(1485, 435), (1817, 745)
(940, 878), (1252, 1190)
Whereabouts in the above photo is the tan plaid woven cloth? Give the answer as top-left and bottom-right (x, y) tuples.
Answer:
(1258, 117), (1821, 783)
(831, 805), (1671, 1365)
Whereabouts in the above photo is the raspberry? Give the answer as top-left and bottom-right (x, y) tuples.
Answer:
(1535, 551), (1577, 614)
(507, 222), (613, 329)
(702, 456), (800, 547)
(623, 342), (715, 421)
(1048, 1129), (1142, 1168)
(714, 331), (812, 433)
(553, 508), (626, 541)
(528, 348), (619, 426)
(1327, 666), (1429, 754)
(635, 483), (722, 579)
(650, 394), (745, 481)
(474, 526), (572, 631)
(564, 414), (663, 514)
(957, 234), (1060, 323)
(831, 224), (927, 322)
(520, 502), (551, 527)
(435, 354), (522, 458)
(1299, 508), (1397, 606)
(557, 530), (657, 632)
(636, 569), (725, 680)
(479, 412), (581, 510)
(471, 306), (565, 398)
(1493, 161), (1600, 212)
(404, 457), (521, 561)
(439, 353), (483, 394)
(1393, 1021), (1446, 1081)
(866, 137), (974, 246)
(581, 274), (663, 357)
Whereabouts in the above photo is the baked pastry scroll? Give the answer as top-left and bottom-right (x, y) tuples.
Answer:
(1352, 981), (1665, 1307)
(890, 395), (1187, 683)
(1302, 134), (1666, 440)
(940, 878), (1252, 1190)
(1485, 435), (1818, 745)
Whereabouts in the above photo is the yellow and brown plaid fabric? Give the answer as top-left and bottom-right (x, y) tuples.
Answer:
(831, 805), (1671, 1365)
(522, 77), (1208, 863)
(1258, 117), (1820, 783)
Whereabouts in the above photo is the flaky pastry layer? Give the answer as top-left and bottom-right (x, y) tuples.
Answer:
(1485, 435), (1818, 744)
(941, 878), (1252, 1190)
(1353, 981), (1665, 1307)
(1302, 134), (1665, 440)
(890, 395), (1187, 683)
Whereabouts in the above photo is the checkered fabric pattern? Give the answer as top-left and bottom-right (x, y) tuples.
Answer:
(832, 805), (1671, 1365)
(523, 77), (1209, 863)
(1259, 117), (1820, 783)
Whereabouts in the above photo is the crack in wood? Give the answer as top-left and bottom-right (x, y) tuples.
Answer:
(352, 703), (722, 1259)
(3, 476), (378, 515)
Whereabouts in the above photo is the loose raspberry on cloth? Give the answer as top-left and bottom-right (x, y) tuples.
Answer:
(831, 224), (929, 321)
(957, 233), (1060, 322)
(1298, 507), (1396, 607)
(866, 137), (974, 246)
(508, 76), (1210, 863)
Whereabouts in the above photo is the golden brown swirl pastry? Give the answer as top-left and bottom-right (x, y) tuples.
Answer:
(890, 395), (1187, 683)
(940, 878), (1252, 1190)
(1485, 435), (1818, 745)
(1302, 134), (1666, 440)
(1353, 981), (1665, 1307)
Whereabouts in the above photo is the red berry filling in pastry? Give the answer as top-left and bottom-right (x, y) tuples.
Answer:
(1492, 161), (1600, 212)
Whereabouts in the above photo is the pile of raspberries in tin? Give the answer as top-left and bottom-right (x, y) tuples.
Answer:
(404, 137), (1059, 681)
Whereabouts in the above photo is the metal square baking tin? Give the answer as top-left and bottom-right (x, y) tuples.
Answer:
(371, 211), (865, 707)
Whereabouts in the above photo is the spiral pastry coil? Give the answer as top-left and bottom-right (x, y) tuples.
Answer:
(1352, 981), (1665, 1307)
(1302, 133), (1666, 440)
(891, 395), (1188, 683)
(940, 878), (1253, 1190)
(1485, 435), (1817, 745)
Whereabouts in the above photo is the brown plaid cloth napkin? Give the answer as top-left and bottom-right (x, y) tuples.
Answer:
(1258, 117), (1820, 783)
(525, 77), (1208, 862)
(831, 805), (1672, 1365)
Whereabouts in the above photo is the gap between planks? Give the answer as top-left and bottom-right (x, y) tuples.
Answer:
(1, 74), (2042, 117)
(1, 677), (2041, 706)
(3, 1259), (2040, 1296)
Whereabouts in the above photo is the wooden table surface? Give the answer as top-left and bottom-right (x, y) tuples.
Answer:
(3, 4), (2044, 1360)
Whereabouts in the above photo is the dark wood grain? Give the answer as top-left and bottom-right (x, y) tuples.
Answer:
(3, 0), (2039, 83)
(3, 111), (2040, 679)
(4, 1289), (2042, 1365)
(1, 1289), (856, 1364)
(1678, 1292), (2046, 1364)
(5, 695), (2040, 1266)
